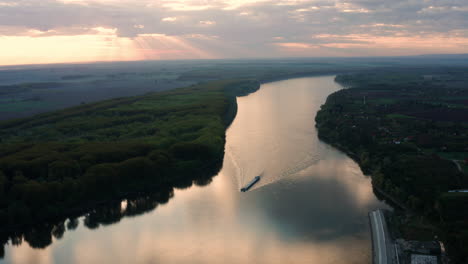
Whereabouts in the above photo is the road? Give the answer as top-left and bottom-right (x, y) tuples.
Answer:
(370, 209), (397, 264)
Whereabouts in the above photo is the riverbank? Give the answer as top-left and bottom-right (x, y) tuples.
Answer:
(0, 79), (260, 235)
(316, 135), (408, 211)
(2, 73), (336, 238)
(315, 70), (468, 262)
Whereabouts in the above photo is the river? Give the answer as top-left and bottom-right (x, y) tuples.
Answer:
(1, 76), (388, 264)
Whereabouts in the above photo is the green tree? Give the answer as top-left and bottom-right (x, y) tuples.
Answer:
(117, 157), (155, 181)
(0, 171), (7, 202)
(81, 163), (118, 194)
(7, 201), (31, 225)
(48, 160), (81, 180)
(51, 222), (66, 239)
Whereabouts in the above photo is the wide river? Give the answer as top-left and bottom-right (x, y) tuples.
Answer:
(2, 76), (388, 264)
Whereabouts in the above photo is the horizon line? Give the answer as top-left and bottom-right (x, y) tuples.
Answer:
(2, 52), (468, 70)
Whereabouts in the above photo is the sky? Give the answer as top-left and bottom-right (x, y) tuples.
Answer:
(1, 0), (468, 65)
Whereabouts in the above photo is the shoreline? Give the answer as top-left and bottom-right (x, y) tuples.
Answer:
(0, 74), (339, 244)
(317, 135), (408, 211)
(0, 79), (263, 235)
(0, 74), (336, 231)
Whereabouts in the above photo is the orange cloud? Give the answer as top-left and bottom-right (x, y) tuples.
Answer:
(0, 28), (220, 66)
(316, 33), (468, 54)
(274, 42), (319, 49)
(0, 34), (141, 66)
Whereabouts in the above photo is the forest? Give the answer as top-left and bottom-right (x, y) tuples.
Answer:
(0, 79), (260, 232)
(315, 67), (468, 262)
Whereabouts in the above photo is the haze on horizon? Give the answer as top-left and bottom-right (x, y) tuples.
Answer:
(1, 0), (468, 66)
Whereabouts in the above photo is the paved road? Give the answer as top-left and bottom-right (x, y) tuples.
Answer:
(370, 210), (397, 264)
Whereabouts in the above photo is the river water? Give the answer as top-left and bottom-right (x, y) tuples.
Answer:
(2, 76), (388, 264)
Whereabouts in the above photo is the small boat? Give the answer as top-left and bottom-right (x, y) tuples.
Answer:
(241, 176), (261, 192)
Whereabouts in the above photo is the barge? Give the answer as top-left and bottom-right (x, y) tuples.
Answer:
(240, 176), (261, 192)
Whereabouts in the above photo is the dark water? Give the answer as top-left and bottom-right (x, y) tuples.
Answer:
(2, 76), (388, 264)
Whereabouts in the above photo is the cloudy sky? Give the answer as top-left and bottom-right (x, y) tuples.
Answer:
(1, 0), (468, 65)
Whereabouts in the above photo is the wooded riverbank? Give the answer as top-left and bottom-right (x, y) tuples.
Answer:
(0, 79), (260, 236)
(315, 69), (468, 262)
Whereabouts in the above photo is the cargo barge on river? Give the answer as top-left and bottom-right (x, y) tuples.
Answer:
(241, 176), (261, 192)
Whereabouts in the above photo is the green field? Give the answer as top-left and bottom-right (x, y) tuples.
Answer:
(0, 101), (53, 112)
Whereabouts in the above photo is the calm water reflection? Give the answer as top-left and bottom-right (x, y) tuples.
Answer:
(2, 76), (388, 264)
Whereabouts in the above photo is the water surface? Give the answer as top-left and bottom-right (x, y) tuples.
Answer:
(2, 76), (387, 264)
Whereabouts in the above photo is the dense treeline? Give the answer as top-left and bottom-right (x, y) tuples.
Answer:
(316, 69), (468, 262)
(0, 79), (260, 231)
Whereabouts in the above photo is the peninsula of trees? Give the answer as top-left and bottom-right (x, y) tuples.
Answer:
(0, 79), (260, 228)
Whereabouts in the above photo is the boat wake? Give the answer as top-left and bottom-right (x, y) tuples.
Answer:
(227, 140), (326, 192)
(278, 150), (322, 179)
(225, 145), (251, 189)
